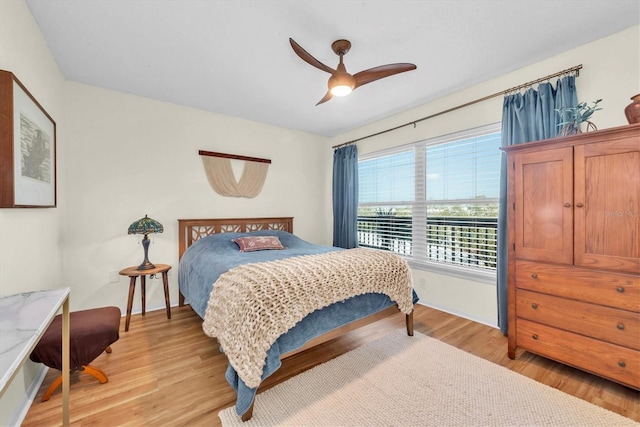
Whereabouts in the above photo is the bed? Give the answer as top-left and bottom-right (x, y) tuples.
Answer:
(177, 217), (417, 421)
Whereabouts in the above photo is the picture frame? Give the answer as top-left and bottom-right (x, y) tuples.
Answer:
(0, 70), (56, 208)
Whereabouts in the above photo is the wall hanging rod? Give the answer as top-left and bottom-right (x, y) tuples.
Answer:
(332, 64), (583, 149)
(198, 150), (272, 164)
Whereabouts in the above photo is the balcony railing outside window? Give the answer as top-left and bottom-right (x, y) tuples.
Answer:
(357, 214), (497, 270)
(425, 215), (497, 269)
(357, 215), (412, 255)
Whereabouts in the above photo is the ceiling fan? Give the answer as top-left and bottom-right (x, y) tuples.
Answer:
(289, 38), (417, 105)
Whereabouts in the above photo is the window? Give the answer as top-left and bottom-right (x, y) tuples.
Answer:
(357, 123), (501, 280)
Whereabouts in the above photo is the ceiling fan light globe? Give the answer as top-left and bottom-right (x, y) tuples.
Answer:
(328, 73), (356, 97)
(331, 85), (353, 97)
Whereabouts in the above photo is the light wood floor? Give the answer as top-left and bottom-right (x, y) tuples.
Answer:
(22, 304), (639, 426)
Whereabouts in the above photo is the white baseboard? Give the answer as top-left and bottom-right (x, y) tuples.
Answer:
(416, 300), (498, 329)
(125, 301), (182, 316)
(7, 365), (48, 427)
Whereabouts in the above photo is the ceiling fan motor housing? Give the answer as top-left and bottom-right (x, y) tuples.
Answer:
(289, 37), (416, 104)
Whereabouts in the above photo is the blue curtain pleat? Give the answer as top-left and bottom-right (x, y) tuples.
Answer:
(555, 76), (579, 113)
(497, 75), (577, 335)
(524, 88), (539, 141)
(537, 82), (557, 139)
(332, 144), (359, 248)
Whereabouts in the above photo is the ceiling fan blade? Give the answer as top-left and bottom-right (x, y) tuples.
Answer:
(289, 38), (335, 74)
(353, 63), (417, 89)
(315, 90), (333, 106)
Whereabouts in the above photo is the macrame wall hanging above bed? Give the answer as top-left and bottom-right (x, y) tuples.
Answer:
(199, 150), (271, 198)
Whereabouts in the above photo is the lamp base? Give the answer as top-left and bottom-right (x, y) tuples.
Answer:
(137, 261), (156, 271)
(137, 234), (156, 270)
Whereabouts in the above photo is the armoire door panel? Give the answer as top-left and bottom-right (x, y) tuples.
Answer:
(574, 139), (640, 273)
(514, 147), (573, 264)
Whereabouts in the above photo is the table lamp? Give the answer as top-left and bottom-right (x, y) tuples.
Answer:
(128, 214), (164, 270)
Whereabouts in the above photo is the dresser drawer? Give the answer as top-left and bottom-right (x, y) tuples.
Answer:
(517, 319), (640, 389)
(515, 260), (640, 312)
(516, 289), (640, 350)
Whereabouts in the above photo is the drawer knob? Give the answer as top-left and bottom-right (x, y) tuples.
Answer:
(532, 334), (538, 340)
(616, 286), (625, 293)
(531, 303), (538, 309)
(531, 273), (538, 279)
(564, 203), (571, 208)
(576, 202), (584, 208)
(618, 361), (626, 368)
(617, 323), (625, 330)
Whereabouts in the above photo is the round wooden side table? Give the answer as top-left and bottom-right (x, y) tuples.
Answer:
(118, 263), (171, 332)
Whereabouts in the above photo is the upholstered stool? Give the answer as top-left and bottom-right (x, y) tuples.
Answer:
(30, 306), (121, 401)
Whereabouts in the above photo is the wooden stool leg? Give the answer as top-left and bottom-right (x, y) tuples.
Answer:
(162, 271), (171, 320)
(81, 365), (108, 384)
(125, 276), (136, 332)
(141, 275), (146, 316)
(41, 354), (113, 402)
(41, 375), (63, 402)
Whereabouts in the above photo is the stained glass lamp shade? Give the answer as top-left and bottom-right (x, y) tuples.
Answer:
(128, 215), (164, 270)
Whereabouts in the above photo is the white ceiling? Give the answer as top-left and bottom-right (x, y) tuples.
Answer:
(25, 1), (639, 138)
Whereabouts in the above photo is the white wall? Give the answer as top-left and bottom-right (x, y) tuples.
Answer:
(0, 2), (66, 295)
(330, 26), (640, 327)
(62, 82), (330, 312)
(0, 1), (67, 425)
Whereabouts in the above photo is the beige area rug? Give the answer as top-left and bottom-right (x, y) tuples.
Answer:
(219, 329), (638, 427)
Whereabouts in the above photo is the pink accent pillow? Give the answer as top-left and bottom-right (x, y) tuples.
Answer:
(232, 236), (285, 252)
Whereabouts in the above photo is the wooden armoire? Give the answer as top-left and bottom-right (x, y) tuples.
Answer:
(503, 123), (640, 389)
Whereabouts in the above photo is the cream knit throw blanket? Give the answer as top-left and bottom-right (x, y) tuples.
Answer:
(202, 248), (414, 388)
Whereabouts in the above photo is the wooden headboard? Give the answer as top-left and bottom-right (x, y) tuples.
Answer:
(177, 217), (294, 260)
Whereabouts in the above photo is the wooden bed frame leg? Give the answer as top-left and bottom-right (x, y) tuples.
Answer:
(241, 402), (254, 422)
(179, 290), (185, 307)
(406, 311), (414, 336)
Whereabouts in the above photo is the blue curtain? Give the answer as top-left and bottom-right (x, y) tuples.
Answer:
(497, 76), (577, 334)
(333, 144), (359, 248)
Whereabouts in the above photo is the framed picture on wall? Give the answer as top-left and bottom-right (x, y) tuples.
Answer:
(0, 70), (56, 208)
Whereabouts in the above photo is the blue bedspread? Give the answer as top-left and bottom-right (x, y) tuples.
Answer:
(178, 230), (418, 417)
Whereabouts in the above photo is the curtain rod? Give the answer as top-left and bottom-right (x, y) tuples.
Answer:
(198, 150), (272, 164)
(332, 64), (583, 149)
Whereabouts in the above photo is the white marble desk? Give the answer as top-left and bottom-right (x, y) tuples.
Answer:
(0, 288), (70, 426)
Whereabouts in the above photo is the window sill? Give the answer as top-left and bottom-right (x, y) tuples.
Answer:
(406, 259), (497, 284)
